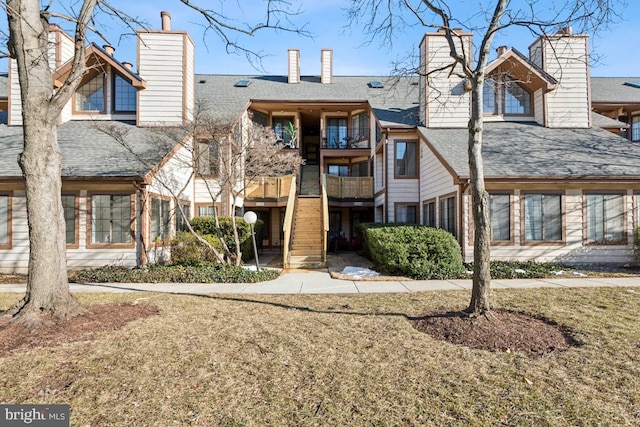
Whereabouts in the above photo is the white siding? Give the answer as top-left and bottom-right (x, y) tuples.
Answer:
(418, 38), (426, 126)
(540, 36), (590, 128)
(184, 37), (195, 121)
(138, 32), (187, 125)
(534, 88), (544, 125)
(288, 49), (300, 84)
(9, 60), (22, 126)
(423, 33), (471, 128)
(321, 49), (332, 84)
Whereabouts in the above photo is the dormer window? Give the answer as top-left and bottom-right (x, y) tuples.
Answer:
(113, 75), (137, 112)
(76, 74), (105, 112)
(483, 76), (531, 116)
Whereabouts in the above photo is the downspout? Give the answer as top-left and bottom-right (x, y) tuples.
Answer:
(384, 129), (390, 223)
(459, 178), (470, 260)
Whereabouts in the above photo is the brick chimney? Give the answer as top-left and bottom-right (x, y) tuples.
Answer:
(321, 49), (333, 84)
(288, 49), (300, 84)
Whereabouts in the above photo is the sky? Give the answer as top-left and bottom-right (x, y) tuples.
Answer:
(3, 0), (639, 77)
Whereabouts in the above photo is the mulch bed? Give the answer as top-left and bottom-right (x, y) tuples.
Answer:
(411, 309), (576, 356)
(0, 304), (159, 358)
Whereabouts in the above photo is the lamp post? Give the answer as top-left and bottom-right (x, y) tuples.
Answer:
(243, 210), (260, 271)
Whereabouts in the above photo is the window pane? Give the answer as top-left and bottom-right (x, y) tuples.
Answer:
(76, 74), (104, 111)
(397, 205), (416, 224)
(423, 202), (435, 227)
(176, 203), (190, 232)
(483, 79), (497, 114)
(542, 195), (562, 240)
(114, 75), (137, 112)
(440, 197), (455, 235)
(396, 141), (416, 177)
(0, 196), (8, 244)
(525, 194), (562, 241)
(61, 195), (76, 244)
(151, 198), (170, 241)
(91, 195), (131, 244)
(490, 194), (510, 241)
(632, 116), (640, 142)
(587, 194), (624, 242)
(524, 194), (543, 240)
(326, 118), (348, 148)
(197, 141), (219, 177)
(273, 117), (295, 145)
(504, 77), (531, 114)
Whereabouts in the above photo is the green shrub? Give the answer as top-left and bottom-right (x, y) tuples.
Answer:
(464, 260), (575, 279)
(190, 216), (263, 262)
(75, 264), (279, 283)
(359, 223), (464, 279)
(170, 231), (221, 266)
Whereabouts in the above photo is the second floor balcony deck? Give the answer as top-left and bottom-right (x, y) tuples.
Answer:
(321, 127), (370, 149)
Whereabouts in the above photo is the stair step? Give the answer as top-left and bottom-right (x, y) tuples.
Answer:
(288, 255), (326, 269)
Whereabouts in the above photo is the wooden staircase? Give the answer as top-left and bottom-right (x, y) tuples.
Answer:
(289, 197), (325, 269)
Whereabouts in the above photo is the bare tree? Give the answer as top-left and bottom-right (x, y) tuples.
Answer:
(347, 0), (624, 316)
(3, 0), (307, 325)
(97, 110), (303, 266)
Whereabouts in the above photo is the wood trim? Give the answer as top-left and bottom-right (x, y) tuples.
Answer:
(0, 192), (12, 250)
(62, 191), (80, 249)
(393, 139), (419, 179)
(86, 192), (136, 249)
(519, 191), (566, 246)
(582, 190), (628, 246)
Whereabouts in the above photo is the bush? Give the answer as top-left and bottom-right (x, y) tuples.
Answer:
(74, 264), (279, 283)
(190, 216), (263, 262)
(359, 223), (464, 279)
(464, 260), (574, 279)
(170, 231), (221, 266)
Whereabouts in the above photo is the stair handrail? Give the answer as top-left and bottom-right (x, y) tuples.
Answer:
(282, 174), (297, 268)
(321, 173), (329, 262)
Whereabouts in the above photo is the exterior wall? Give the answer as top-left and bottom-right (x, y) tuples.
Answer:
(421, 31), (472, 128)
(533, 88), (544, 125)
(462, 187), (636, 264)
(419, 140), (458, 228)
(0, 189), (139, 274)
(321, 49), (332, 84)
(184, 37), (195, 122)
(138, 32), (194, 125)
(9, 60), (22, 126)
(385, 134), (419, 222)
(418, 39), (426, 126)
(536, 35), (590, 128)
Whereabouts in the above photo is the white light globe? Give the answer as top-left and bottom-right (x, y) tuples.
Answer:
(243, 210), (257, 225)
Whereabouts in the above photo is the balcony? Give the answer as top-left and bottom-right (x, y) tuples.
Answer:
(325, 175), (373, 199)
(321, 127), (370, 149)
(245, 175), (294, 200)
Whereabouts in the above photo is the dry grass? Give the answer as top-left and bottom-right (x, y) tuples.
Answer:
(0, 287), (639, 426)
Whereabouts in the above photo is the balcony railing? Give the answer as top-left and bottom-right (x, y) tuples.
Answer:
(324, 175), (374, 199)
(245, 175), (294, 200)
(321, 127), (370, 149)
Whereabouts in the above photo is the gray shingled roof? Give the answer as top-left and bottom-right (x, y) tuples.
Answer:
(0, 121), (174, 178)
(591, 77), (640, 104)
(194, 74), (420, 127)
(591, 111), (629, 128)
(419, 122), (640, 179)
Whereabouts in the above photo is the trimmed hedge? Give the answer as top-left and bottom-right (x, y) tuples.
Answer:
(360, 223), (464, 279)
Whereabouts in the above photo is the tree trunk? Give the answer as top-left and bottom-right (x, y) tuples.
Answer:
(466, 82), (491, 316)
(7, 0), (84, 324)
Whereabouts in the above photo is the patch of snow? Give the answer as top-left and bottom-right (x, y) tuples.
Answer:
(571, 271), (587, 277)
(514, 269), (526, 274)
(550, 270), (565, 275)
(341, 266), (380, 278)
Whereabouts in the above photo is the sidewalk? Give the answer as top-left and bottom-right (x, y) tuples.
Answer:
(0, 269), (638, 295)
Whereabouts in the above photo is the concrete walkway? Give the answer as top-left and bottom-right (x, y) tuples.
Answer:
(0, 269), (639, 295)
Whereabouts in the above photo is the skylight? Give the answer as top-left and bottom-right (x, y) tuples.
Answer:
(368, 81), (384, 88)
(623, 82), (640, 89)
(234, 80), (251, 87)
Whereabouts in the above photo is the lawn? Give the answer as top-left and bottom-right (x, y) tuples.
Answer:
(1, 287), (639, 426)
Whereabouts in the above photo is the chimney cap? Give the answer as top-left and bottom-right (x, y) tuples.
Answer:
(103, 44), (115, 55)
(122, 61), (133, 70)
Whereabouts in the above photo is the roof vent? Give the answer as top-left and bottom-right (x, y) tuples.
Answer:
(198, 79), (207, 84)
(234, 80), (251, 87)
(368, 81), (384, 88)
(623, 82), (640, 89)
